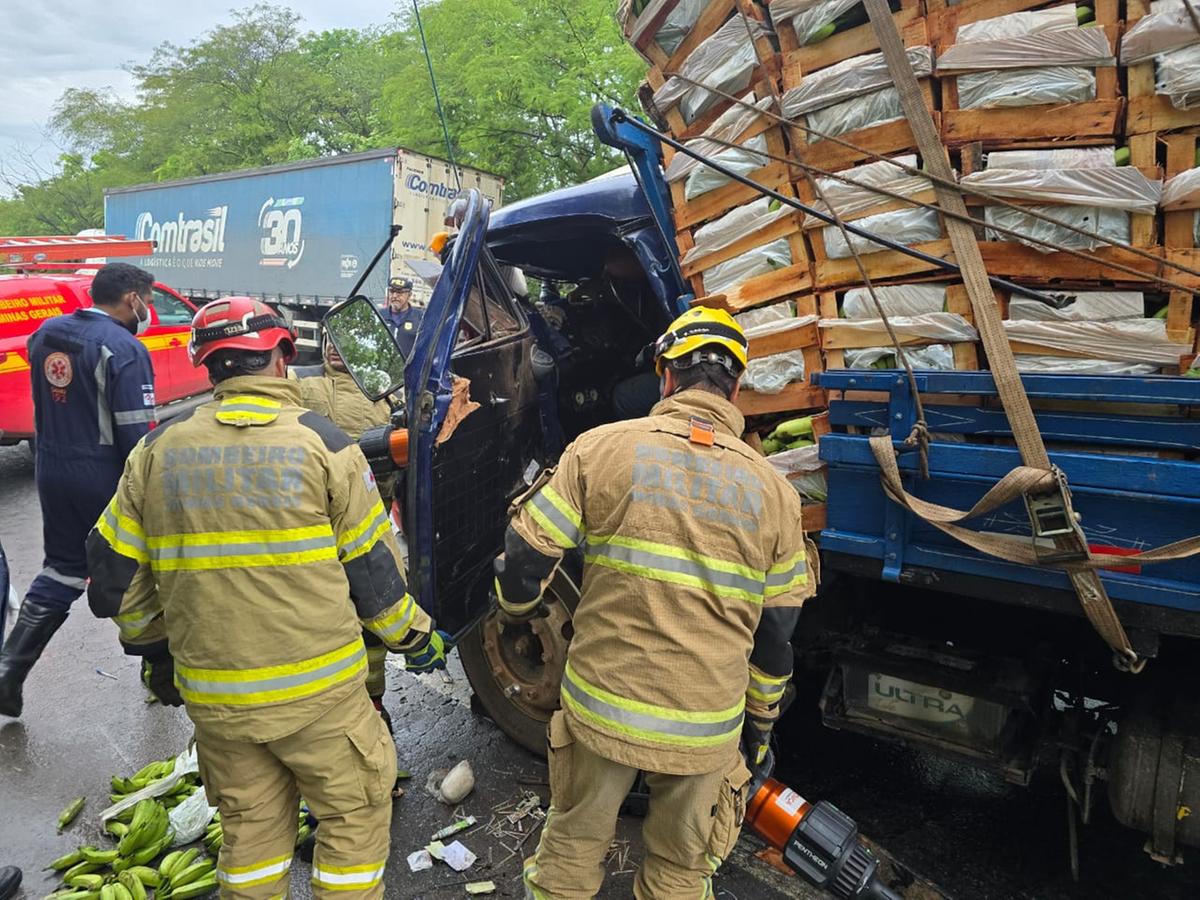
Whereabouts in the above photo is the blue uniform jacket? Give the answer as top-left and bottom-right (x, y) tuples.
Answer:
(381, 304), (424, 358)
(27, 308), (157, 467)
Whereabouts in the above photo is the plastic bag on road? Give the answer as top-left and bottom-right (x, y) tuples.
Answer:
(169, 782), (218, 846)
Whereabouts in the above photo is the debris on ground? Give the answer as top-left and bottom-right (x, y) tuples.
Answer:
(604, 839), (635, 876)
(407, 849), (434, 873)
(427, 760), (475, 805)
(427, 839), (476, 872)
(464, 881), (496, 895)
(483, 791), (545, 866)
(432, 816), (477, 841)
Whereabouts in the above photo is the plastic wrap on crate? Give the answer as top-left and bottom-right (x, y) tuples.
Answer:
(1121, 0), (1199, 65)
(986, 147), (1115, 170)
(806, 154), (933, 223)
(1162, 165), (1200, 208)
(1009, 291), (1145, 322)
(983, 204), (1130, 252)
(845, 344), (957, 370)
(780, 46), (933, 118)
(819, 312), (977, 342)
(684, 197), (793, 264)
(653, 16), (771, 123)
(623, 0), (709, 56)
(806, 87), (909, 142)
(956, 5), (1078, 43)
(957, 67), (1096, 110)
(744, 312), (819, 339)
(961, 167), (1162, 214)
(770, 0), (862, 47)
(685, 133), (770, 199)
(736, 299), (796, 332)
(1157, 44), (1200, 109)
(766, 443), (828, 502)
(702, 238), (793, 294)
(822, 207), (942, 258)
(666, 94), (774, 183)
(841, 283), (947, 319)
(744, 350), (808, 394)
(1016, 355), (1162, 374)
(938, 28), (1114, 72)
(1002, 318), (1190, 365)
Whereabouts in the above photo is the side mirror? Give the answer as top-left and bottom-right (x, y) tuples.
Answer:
(324, 295), (407, 402)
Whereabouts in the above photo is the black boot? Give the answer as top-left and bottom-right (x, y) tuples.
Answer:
(0, 600), (68, 717)
(0, 866), (21, 900)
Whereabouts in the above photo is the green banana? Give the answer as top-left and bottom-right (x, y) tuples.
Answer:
(771, 416), (814, 440)
(169, 861), (216, 888)
(164, 875), (218, 900)
(99, 886), (117, 900)
(57, 797), (86, 830)
(111, 884), (134, 900)
(157, 851), (184, 880)
(62, 861), (103, 882)
(80, 848), (119, 865)
(162, 848), (199, 880)
(125, 867), (160, 889)
(67, 874), (105, 890)
(105, 821), (129, 838)
(45, 849), (85, 871)
(117, 872), (146, 900)
(1114, 146), (1131, 167)
(761, 437), (783, 455)
(128, 829), (174, 866)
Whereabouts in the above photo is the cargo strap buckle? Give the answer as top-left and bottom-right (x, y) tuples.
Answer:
(1024, 466), (1089, 564)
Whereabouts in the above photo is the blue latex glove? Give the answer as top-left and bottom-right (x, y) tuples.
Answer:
(405, 629), (451, 673)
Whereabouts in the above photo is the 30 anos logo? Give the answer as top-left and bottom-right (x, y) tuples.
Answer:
(258, 196), (306, 269)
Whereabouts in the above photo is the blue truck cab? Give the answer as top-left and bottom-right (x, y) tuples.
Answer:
(393, 110), (1200, 862)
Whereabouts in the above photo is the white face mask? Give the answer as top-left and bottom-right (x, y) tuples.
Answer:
(134, 297), (151, 336)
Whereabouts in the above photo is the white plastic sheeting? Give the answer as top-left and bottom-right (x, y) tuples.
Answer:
(771, 0), (861, 47)
(1003, 318), (1190, 365)
(1016, 355), (1161, 374)
(841, 283), (947, 319)
(939, 28), (1113, 71)
(1157, 44), (1200, 109)
(767, 443), (828, 502)
(653, 16), (771, 123)
(960, 166), (1162, 214)
(806, 87), (907, 141)
(665, 93), (774, 183)
(684, 133), (770, 199)
(742, 315), (818, 394)
(1008, 291), (1145, 321)
(684, 196), (792, 264)
(807, 154), (933, 223)
(780, 46), (933, 117)
(702, 238), (793, 295)
(1162, 165), (1200, 207)
(736, 300), (795, 332)
(957, 67), (1096, 109)
(956, 6), (1078, 43)
(983, 204), (1130, 251)
(654, 0), (708, 55)
(1121, 0), (1200, 65)
(822, 207), (943, 258)
(845, 344), (957, 369)
(986, 146), (1115, 170)
(819, 313), (978, 343)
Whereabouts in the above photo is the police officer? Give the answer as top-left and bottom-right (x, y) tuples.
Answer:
(380, 278), (423, 357)
(495, 308), (813, 899)
(0, 262), (158, 718)
(296, 333), (396, 724)
(87, 297), (450, 899)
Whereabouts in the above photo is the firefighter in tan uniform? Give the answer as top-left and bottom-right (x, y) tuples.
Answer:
(495, 307), (812, 900)
(296, 334), (396, 716)
(86, 297), (450, 900)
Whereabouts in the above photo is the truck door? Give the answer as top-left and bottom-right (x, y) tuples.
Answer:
(144, 286), (205, 402)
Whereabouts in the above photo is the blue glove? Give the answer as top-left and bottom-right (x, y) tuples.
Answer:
(405, 629), (451, 673)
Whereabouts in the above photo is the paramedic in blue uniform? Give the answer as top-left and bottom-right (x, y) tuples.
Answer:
(381, 277), (423, 358)
(0, 262), (158, 718)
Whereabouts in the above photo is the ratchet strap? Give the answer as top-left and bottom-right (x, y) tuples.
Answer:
(863, 0), (1141, 670)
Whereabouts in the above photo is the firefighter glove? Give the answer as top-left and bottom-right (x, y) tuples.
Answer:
(141, 654), (184, 707)
(405, 629), (450, 673)
(742, 714), (775, 781)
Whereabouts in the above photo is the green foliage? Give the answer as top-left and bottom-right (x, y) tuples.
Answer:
(1, 0), (644, 234)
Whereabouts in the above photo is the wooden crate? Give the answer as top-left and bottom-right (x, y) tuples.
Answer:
(1125, 0), (1200, 134)
(678, 188), (813, 310)
(817, 286), (982, 369)
(667, 125), (791, 231)
(642, 1), (779, 140)
(624, 0), (767, 68)
(734, 298), (828, 414)
(933, 0), (1122, 148)
(1142, 128), (1200, 250)
(771, 0), (925, 76)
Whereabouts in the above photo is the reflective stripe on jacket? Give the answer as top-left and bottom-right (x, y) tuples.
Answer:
(85, 376), (430, 741)
(504, 389), (812, 774)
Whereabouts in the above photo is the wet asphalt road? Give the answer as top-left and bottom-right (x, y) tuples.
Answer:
(2, 442), (1197, 899)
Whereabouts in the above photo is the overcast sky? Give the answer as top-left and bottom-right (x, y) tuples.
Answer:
(0, 1), (395, 190)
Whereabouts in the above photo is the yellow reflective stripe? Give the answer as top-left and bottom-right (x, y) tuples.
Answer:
(96, 498), (149, 563)
(495, 577), (541, 615)
(215, 395), (282, 426)
(115, 609), (158, 639)
(176, 639), (366, 706)
(218, 854), (293, 887)
(338, 501), (390, 562)
(765, 551), (808, 597)
(523, 857), (552, 900)
(311, 860), (386, 891)
(364, 594), (416, 643)
(147, 524), (337, 572)
(221, 395), (283, 410)
(747, 668), (789, 704)
(525, 484), (583, 549)
(561, 662), (743, 748)
(584, 534), (765, 604)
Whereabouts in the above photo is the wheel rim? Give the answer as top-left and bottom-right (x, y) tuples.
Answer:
(479, 578), (576, 722)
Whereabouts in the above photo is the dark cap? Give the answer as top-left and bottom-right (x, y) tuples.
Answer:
(388, 277), (413, 292)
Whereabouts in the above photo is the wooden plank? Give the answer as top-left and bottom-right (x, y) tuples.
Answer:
(792, 109), (940, 174)
(819, 324), (974, 351)
(747, 320), (820, 359)
(801, 189), (940, 233)
(681, 211), (806, 275)
(940, 100), (1124, 148)
(695, 262), (814, 312)
(1129, 132), (1160, 249)
(800, 501), (826, 533)
(976, 242), (1193, 286)
(661, 0), (736, 73)
(1127, 94), (1200, 134)
(672, 161), (790, 230)
(812, 239), (957, 290)
(780, 8), (926, 77)
(930, 0), (1117, 42)
(737, 380), (827, 416)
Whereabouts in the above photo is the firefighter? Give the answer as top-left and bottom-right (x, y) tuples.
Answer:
(297, 333), (396, 725)
(496, 307), (813, 900)
(86, 297), (450, 899)
(380, 278), (423, 358)
(0, 262), (158, 718)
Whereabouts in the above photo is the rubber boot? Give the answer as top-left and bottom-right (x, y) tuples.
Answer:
(0, 866), (21, 900)
(0, 600), (68, 717)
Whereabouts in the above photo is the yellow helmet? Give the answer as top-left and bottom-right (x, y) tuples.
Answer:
(653, 306), (748, 376)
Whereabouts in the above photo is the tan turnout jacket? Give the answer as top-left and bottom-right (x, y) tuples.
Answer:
(298, 364), (392, 441)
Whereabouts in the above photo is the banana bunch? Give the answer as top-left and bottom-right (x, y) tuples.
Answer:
(203, 802), (310, 857)
(761, 416), (817, 456)
(157, 849), (216, 900)
(108, 758), (199, 811)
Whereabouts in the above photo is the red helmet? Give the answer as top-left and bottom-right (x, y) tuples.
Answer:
(188, 296), (297, 367)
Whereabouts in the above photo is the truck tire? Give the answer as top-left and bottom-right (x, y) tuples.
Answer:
(459, 568), (580, 756)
